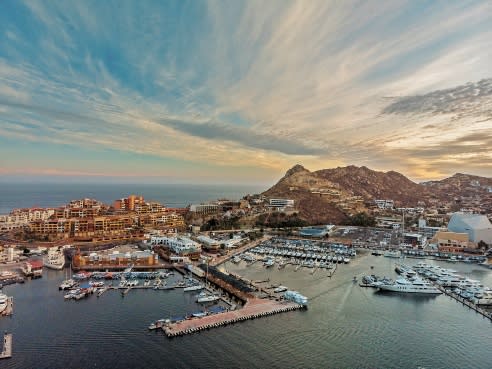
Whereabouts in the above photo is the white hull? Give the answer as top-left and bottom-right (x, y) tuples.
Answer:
(197, 296), (220, 303)
(184, 285), (203, 292)
(379, 284), (442, 294)
(0, 293), (8, 313)
(44, 262), (65, 270)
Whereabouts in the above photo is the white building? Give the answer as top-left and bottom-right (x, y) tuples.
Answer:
(447, 213), (492, 244)
(268, 198), (294, 208)
(197, 235), (220, 248)
(150, 235), (201, 254)
(374, 199), (394, 209)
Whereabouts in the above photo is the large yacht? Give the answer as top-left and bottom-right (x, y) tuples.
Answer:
(0, 292), (8, 313)
(378, 277), (442, 294)
(44, 248), (66, 270)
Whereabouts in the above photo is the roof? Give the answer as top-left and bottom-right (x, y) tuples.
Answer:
(28, 260), (44, 268)
(449, 213), (492, 230)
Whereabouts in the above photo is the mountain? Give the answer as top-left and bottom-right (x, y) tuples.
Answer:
(262, 165), (492, 224)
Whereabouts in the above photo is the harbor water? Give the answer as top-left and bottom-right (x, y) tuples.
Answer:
(1, 254), (491, 369)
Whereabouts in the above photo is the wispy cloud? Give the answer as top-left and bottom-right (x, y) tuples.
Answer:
(0, 0), (491, 182)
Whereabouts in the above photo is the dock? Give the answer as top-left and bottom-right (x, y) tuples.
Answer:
(0, 333), (12, 359)
(1, 297), (13, 317)
(436, 285), (492, 322)
(163, 298), (304, 337)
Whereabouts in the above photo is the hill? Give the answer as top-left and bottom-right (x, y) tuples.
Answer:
(261, 165), (492, 224)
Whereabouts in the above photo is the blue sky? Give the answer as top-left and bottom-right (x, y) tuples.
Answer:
(0, 0), (491, 184)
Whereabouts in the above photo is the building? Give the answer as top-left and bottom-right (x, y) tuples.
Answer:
(374, 199), (394, 209)
(73, 249), (158, 268)
(432, 231), (470, 254)
(196, 235), (221, 253)
(150, 236), (201, 256)
(189, 203), (220, 214)
(402, 233), (426, 248)
(268, 198), (294, 208)
(447, 213), (492, 244)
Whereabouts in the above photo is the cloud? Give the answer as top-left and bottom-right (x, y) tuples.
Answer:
(0, 1), (491, 182)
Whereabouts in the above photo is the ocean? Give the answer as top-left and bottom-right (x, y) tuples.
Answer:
(0, 184), (491, 368)
(0, 183), (266, 214)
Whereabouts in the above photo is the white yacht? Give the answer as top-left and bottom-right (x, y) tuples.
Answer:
(197, 293), (220, 303)
(0, 292), (8, 313)
(378, 277), (442, 294)
(384, 250), (401, 258)
(44, 248), (66, 270)
(184, 284), (204, 292)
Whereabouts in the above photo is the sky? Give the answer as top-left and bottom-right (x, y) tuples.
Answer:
(0, 0), (491, 185)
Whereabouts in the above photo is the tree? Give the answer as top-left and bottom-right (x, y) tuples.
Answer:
(349, 212), (376, 227)
(478, 240), (489, 250)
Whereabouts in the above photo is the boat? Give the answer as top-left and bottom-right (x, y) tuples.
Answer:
(148, 319), (167, 330)
(43, 248), (66, 270)
(231, 255), (241, 264)
(197, 293), (220, 303)
(378, 277), (442, 294)
(184, 284), (204, 292)
(384, 250), (401, 258)
(192, 311), (207, 318)
(0, 292), (8, 313)
(273, 286), (288, 293)
(343, 257), (350, 264)
(59, 279), (77, 290)
(283, 290), (308, 306)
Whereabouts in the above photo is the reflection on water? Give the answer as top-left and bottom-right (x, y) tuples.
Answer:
(0, 253), (490, 369)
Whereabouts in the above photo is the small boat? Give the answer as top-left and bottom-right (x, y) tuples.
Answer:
(273, 286), (288, 293)
(184, 284), (204, 292)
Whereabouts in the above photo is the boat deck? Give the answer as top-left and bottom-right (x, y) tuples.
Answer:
(163, 298), (304, 337)
(1, 297), (13, 317)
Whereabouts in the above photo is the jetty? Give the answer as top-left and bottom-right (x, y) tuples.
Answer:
(0, 333), (12, 359)
(163, 298), (304, 337)
(436, 285), (492, 322)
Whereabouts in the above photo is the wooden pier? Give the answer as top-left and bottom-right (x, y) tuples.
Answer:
(436, 285), (492, 322)
(0, 333), (12, 359)
(1, 297), (13, 317)
(163, 298), (304, 337)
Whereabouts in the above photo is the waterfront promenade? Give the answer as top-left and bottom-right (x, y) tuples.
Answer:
(163, 298), (303, 337)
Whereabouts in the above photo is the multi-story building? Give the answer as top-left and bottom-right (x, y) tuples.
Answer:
(189, 203), (220, 214)
(432, 231), (471, 254)
(150, 235), (201, 255)
(268, 198), (295, 208)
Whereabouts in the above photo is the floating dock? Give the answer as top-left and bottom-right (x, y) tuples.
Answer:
(436, 285), (492, 322)
(163, 298), (304, 337)
(0, 333), (12, 359)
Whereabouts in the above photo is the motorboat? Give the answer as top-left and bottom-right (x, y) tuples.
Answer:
(378, 277), (442, 294)
(0, 292), (8, 313)
(197, 294), (220, 303)
(44, 247), (66, 270)
(184, 284), (204, 292)
(273, 286), (288, 293)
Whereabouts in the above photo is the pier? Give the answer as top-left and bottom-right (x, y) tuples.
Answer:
(163, 298), (304, 337)
(436, 285), (492, 322)
(0, 333), (12, 359)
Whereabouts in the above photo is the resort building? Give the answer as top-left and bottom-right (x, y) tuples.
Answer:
(196, 235), (221, 253)
(268, 198), (295, 208)
(73, 249), (159, 268)
(189, 203), (220, 214)
(150, 235), (201, 255)
(432, 231), (471, 254)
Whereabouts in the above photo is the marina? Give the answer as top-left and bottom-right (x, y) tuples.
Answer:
(0, 249), (491, 368)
